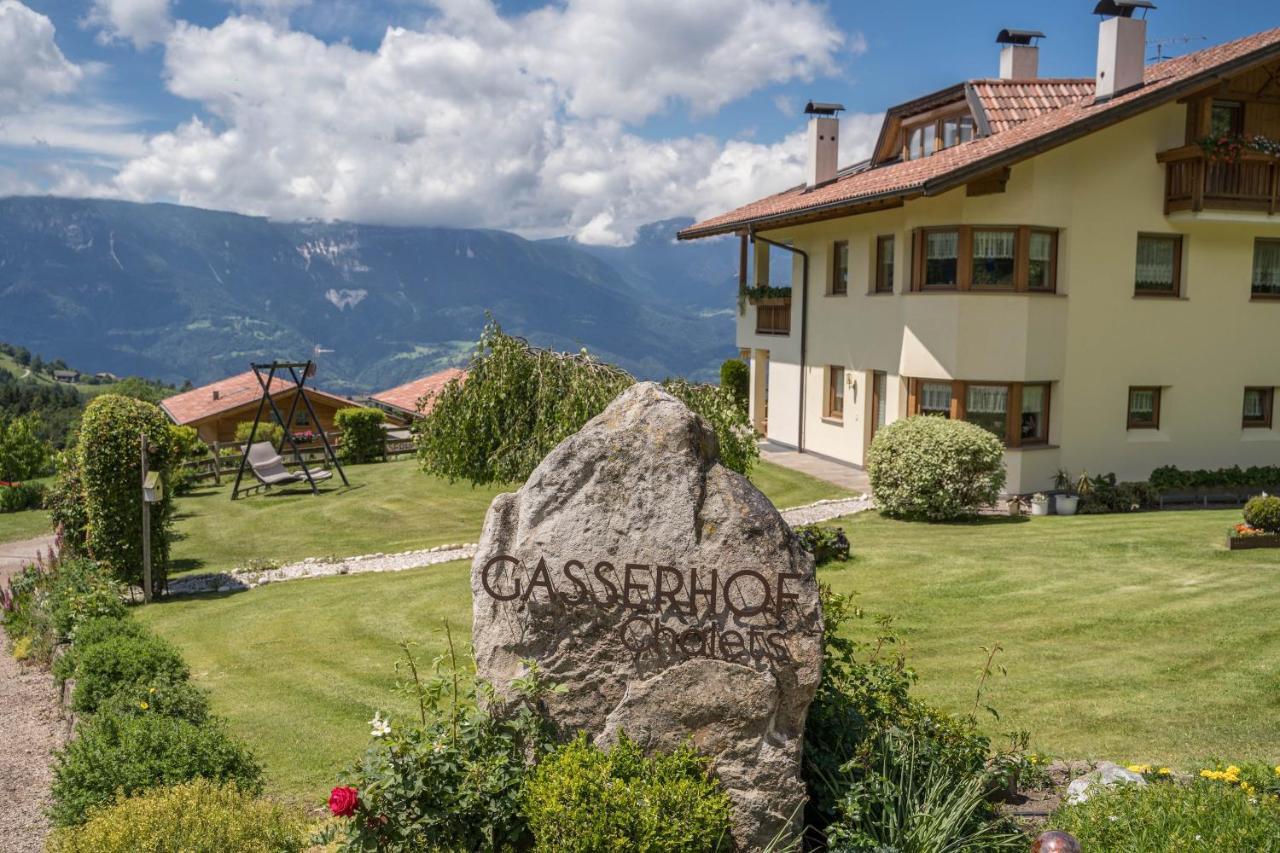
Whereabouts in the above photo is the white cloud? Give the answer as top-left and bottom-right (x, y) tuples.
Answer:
(84, 0), (172, 49)
(0, 0), (82, 110)
(0, 102), (148, 158)
(104, 0), (878, 243)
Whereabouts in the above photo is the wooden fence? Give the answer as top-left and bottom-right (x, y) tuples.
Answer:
(178, 430), (416, 484)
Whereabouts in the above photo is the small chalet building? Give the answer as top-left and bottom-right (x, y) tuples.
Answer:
(366, 367), (465, 422)
(161, 371), (358, 444)
(680, 7), (1280, 494)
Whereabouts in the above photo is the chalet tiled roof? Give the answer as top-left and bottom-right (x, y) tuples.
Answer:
(161, 370), (356, 425)
(679, 27), (1280, 239)
(970, 78), (1096, 133)
(369, 368), (465, 417)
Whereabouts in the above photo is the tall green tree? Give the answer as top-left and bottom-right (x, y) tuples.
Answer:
(416, 324), (757, 486)
(0, 413), (52, 480)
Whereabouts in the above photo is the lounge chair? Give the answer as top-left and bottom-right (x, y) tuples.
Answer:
(246, 441), (332, 489)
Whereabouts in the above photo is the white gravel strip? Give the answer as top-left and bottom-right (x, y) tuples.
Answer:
(0, 637), (65, 852)
(780, 495), (875, 527)
(165, 543), (478, 597)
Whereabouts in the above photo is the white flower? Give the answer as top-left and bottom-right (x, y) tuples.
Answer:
(1108, 815), (1118, 822)
(369, 712), (391, 738)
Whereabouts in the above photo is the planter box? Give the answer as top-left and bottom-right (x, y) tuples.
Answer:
(1227, 533), (1280, 550)
(747, 294), (792, 306)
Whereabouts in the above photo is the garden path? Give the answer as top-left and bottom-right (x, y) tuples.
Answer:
(0, 637), (64, 852)
(0, 535), (56, 586)
(759, 440), (872, 493)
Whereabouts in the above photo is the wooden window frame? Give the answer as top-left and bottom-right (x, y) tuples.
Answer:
(870, 370), (888, 439)
(1127, 386), (1162, 430)
(755, 300), (791, 336)
(1134, 234), (1183, 298)
(910, 226), (1059, 293)
(901, 107), (974, 161)
(1243, 387), (1274, 429)
(830, 240), (849, 296)
(1210, 99), (1245, 137)
(824, 366), (845, 421)
(907, 378), (1050, 447)
(873, 235), (895, 294)
(1251, 238), (1280, 300)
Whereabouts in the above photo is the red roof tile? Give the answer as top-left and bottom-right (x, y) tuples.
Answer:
(680, 28), (1280, 239)
(970, 78), (1096, 133)
(161, 370), (356, 425)
(369, 368), (466, 417)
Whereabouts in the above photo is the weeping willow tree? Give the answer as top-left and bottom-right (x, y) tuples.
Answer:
(415, 324), (758, 486)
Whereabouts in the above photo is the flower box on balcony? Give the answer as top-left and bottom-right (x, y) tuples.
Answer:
(745, 286), (792, 304)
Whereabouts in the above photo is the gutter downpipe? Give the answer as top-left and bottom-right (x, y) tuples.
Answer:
(751, 230), (810, 454)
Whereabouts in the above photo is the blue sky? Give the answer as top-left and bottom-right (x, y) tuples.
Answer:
(1, 1), (1274, 242)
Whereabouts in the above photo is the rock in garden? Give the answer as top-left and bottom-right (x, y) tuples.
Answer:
(471, 382), (823, 850)
(1065, 761), (1147, 804)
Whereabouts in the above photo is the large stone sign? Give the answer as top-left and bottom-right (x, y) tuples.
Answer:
(471, 382), (823, 850)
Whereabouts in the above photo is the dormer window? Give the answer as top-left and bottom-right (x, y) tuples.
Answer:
(902, 109), (976, 160)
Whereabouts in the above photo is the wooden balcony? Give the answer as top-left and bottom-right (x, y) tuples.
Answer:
(1157, 146), (1280, 215)
(754, 298), (791, 336)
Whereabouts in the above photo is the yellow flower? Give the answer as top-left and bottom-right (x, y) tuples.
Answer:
(1274, 765), (1280, 778)
(1127, 764), (1151, 774)
(1158, 768), (1171, 775)
(149, 687), (157, 694)
(139, 701), (149, 710)
(1241, 782), (1254, 794)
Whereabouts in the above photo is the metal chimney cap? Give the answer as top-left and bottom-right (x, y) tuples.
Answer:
(1093, 0), (1156, 18)
(804, 101), (845, 116)
(997, 29), (1046, 45)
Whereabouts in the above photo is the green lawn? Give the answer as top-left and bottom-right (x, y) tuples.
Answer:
(0, 509), (52, 545)
(139, 506), (1279, 808)
(169, 458), (846, 575)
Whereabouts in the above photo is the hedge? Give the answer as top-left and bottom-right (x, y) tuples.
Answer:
(334, 407), (385, 463)
(77, 395), (177, 589)
(1149, 464), (1280, 494)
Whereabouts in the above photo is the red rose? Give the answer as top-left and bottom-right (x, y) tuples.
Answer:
(329, 786), (359, 817)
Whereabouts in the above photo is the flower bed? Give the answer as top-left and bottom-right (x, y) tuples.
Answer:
(1227, 524), (1280, 550)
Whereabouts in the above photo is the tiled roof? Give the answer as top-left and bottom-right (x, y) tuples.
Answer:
(680, 27), (1280, 239)
(161, 370), (356, 425)
(369, 368), (466, 417)
(970, 78), (1096, 133)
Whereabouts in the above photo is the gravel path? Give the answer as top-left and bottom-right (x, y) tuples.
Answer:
(779, 496), (874, 526)
(0, 535), (56, 586)
(0, 638), (64, 852)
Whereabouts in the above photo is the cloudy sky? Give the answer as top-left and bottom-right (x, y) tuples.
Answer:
(0, 1), (1270, 244)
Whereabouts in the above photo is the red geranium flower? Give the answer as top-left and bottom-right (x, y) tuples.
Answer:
(329, 786), (359, 817)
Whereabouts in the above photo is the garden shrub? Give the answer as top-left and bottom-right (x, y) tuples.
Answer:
(1149, 464), (1280, 494)
(51, 615), (150, 682)
(65, 630), (189, 714)
(794, 524), (850, 566)
(46, 779), (308, 853)
(168, 424), (206, 496)
(97, 677), (212, 725)
(523, 732), (733, 853)
(78, 395), (177, 588)
(719, 358), (749, 415)
(663, 378), (757, 478)
(234, 419), (284, 449)
(0, 412), (53, 480)
(5, 558), (125, 662)
(824, 730), (1025, 852)
(334, 406), (386, 463)
(1243, 494), (1280, 533)
(0, 480), (44, 513)
(50, 709), (263, 826)
(1047, 778), (1280, 852)
(1078, 473), (1155, 514)
(867, 416), (1006, 520)
(47, 453), (88, 556)
(327, 642), (558, 852)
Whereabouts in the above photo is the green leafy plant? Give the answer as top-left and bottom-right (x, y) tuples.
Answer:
(0, 412), (53, 480)
(1243, 495), (1280, 534)
(1148, 464), (1280, 495)
(323, 630), (561, 852)
(234, 420), (284, 449)
(523, 732), (733, 853)
(97, 677), (212, 725)
(719, 358), (749, 415)
(167, 424), (207, 496)
(1048, 778), (1280, 851)
(47, 779), (308, 853)
(334, 406), (387, 464)
(867, 416), (1006, 520)
(47, 452), (89, 556)
(824, 730), (1025, 853)
(78, 395), (177, 589)
(416, 323), (758, 486)
(0, 480), (44, 513)
(50, 709), (263, 827)
(62, 629), (190, 715)
(1078, 473), (1155, 514)
(794, 524), (851, 566)
(3, 557), (125, 663)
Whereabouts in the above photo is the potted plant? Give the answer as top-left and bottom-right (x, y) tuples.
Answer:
(1029, 493), (1050, 516)
(1007, 495), (1025, 517)
(1052, 468), (1079, 516)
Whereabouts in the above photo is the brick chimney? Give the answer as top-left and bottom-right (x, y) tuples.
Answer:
(997, 29), (1044, 79)
(804, 101), (843, 189)
(1094, 0), (1154, 101)
(212, 389), (220, 401)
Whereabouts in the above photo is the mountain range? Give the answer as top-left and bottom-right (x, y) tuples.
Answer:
(0, 197), (739, 393)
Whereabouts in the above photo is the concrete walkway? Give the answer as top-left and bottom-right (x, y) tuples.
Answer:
(760, 441), (871, 494)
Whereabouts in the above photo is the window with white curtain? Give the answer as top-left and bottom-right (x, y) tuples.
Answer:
(1127, 387), (1161, 429)
(920, 381), (952, 417)
(1020, 384), (1048, 443)
(965, 384), (1009, 439)
(1136, 235), (1181, 295)
(924, 230), (959, 287)
(1243, 387), (1273, 428)
(1028, 231), (1054, 291)
(1252, 240), (1280, 297)
(971, 229), (1016, 287)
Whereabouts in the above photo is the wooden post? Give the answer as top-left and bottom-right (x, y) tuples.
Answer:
(140, 433), (152, 603)
(211, 442), (221, 484)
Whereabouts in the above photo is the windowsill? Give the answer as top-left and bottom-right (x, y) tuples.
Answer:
(1242, 429), (1280, 441)
(1006, 443), (1059, 452)
(820, 416), (845, 426)
(825, 291), (848, 298)
(866, 290), (895, 296)
(1133, 292), (1187, 300)
(754, 331), (790, 337)
(1250, 294), (1280, 302)
(907, 289), (1064, 297)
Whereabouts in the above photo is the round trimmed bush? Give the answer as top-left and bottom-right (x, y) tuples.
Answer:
(47, 779), (306, 853)
(1243, 494), (1280, 533)
(334, 406), (386, 463)
(523, 732), (732, 852)
(66, 631), (190, 715)
(867, 416), (1006, 521)
(50, 710), (263, 827)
